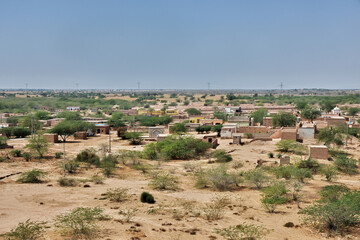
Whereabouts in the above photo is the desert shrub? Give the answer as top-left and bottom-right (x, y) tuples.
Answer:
(143, 136), (211, 160)
(293, 168), (312, 183)
(334, 155), (358, 175)
(149, 171), (178, 191)
(119, 208), (138, 223)
(55, 207), (106, 239)
(276, 140), (298, 152)
(17, 169), (47, 183)
(104, 188), (129, 202)
(7, 219), (47, 240)
(100, 155), (117, 177)
(124, 132), (142, 145)
(318, 185), (350, 203)
(203, 196), (230, 221)
(244, 169), (270, 189)
(0, 136), (8, 147)
(55, 152), (63, 159)
(261, 182), (289, 213)
(75, 149), (100, 166)
(64, 159), (80, 174)
(22, 152), (32, 161)
(276, 153), (282, 159)
(117, 150), (140, 165)
(58, 177), (78, 187)
(268, 152), (274, 158)
(301, 191), (360, 234)
(91, 175), (104, 184)
(183, 161), (200, 172)
(196, 165), (241, 191)
(140, 192), (155, 204)
(272, 165), (294, 180)
(213, 149), (232, 163)
(231, 160), (244, 169)
(216, 223), (270, 240)
(10, 150), (22, 157)
(320, 165), (338, 181)
(25, 135), (49, 159)
(296, 158), (320, 173)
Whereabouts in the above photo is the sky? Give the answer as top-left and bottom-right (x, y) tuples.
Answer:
(0, 0), (360, 90)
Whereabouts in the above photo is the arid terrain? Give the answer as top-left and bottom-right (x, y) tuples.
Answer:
(1, 131), (360, 240)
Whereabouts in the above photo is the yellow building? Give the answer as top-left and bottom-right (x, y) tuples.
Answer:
(189, 117), (204, 123)
(151, 110), (164, 116)
(138, 109), (150, 115)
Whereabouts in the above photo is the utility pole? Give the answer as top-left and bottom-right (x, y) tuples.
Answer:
(280, 82), (283, 90)
(207, 82), (211, 90)
(108, 130), (111, 153)
(137, 82), (140, 90)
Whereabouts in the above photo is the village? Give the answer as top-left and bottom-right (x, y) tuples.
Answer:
(1, 91), (360, 240)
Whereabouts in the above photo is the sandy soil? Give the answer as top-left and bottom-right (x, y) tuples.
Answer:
(1, 133), (360, 240)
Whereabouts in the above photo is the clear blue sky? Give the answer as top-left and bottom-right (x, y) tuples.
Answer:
(0, 0), (359, 89)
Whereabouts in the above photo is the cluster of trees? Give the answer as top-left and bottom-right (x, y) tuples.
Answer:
(1, 127), (31, 138)
(143, 136), (211, 160)
(136, 115), (173, 126)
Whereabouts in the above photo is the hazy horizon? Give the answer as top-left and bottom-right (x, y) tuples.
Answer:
(1, 0), (359, 89)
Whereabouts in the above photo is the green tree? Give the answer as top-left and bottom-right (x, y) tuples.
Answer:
(251, 108), (268, 124)
(34, 111), (51, 120)
(318, 126), (343, 146)
(25, 135), (49, 159)
(321, 101), (336, 113)
(21, 115), (42, 133)
(296, 101), (308, 111)
(185, 108), (201, 116)
(56, 111), (81, 120)
(272, 112), (296, 127)
(301, 108), (321, 122)
(170, 123), (187, 134)
(124, 132), (142, 145)
(12, 127), (31, 138)
(213, 111), (227, 121)
(348, 107), (360, 117)
(108, 112), (125, 128)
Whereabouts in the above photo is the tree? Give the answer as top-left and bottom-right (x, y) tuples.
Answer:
(12, 127), (31, 138)
(251, 108), (268, 124)
(56, 111), (81, 120)
(170, 123), (187, 134)
(318, 126), (343, 146)
(34, 111), (51, 120)
(348, 107), (360, 117)
(213, 111), (227, 121)
(212, 124), (223, 137)
(21, 115), (42, 133)
(301, 108), (321, 122)
(124, 132), (142, 145)
(108, 112), (125, 128)
(185, 108), (201, 116)
(272, 112), (296, 127)
(321, 101), (336, 113)
(25, 135), (49, 159)
(296, 101), (308, 111)
(50, 120), (79, 176)
(1, 127), (13, 138)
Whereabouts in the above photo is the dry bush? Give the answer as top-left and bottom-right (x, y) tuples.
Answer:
(149, 171), (179, 191)
(58, 177), (78, 187)
(119, 208), (138, 223)
(7, 219), (47, 240)
(104, 188), (129, 202)
(203, 196), (231, 221)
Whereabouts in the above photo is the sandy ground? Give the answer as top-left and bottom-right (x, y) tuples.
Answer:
(1, 132), (360, 240)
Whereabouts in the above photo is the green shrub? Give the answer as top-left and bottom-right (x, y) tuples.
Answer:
(64, 159), (80, 174)
(7, 219), (47, 240)
(268, 152), (274, 158)
(55, 207), (106, 239)
(140, 192), (155, 204)
(75, 149), (100, 166)
(318, 185), (350, 203)
(301, 191), (360, 234)
(17, 169), (47, 183)
(334, 155), (358, 175)
(105, 188), (129, 202)
(272, 165), (294, 180)
(55, 152), (63, 159)
(100, 155), (117, 177)
(22, 152), (32, 162)
(143, 136), (211, 160)
(297, 158), (320, 173)
(118, 208), (138, 223)
(58, 177), (78, 187)
(293, 168), (312, 183)
(124, 132), (142, 145)
(213, 149), (232, 163)
(149, 171), (178, 191)
(276, 140), (298, 152)
(10, 150), (22, 157)
(202, 196), (230, 221)
(196, 165), (241, 191)
(261, 182), (289, 213)
(320, 165), (338, 181)
(244, 169), (270, 189)
(216, 223), (270, 240)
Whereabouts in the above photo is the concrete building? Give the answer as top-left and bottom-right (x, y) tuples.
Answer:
(66, 106), (81, 111)
(281, 128), (297, 141)
(221, 123), (238, 138)
(232, 133), (242, 144)
(298, 123), (315, 140)
(43, 133), (59, 143)
(262, 117), (272, 127)
(228, 116), (251, 126)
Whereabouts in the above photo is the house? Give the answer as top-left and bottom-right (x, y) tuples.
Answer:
(66, 106), (81, 111)
(95, 124), (110, 134)
(189, 116), (204, 124)
(262, 117), (272, 127)
(324, 116), (346, 127)
(298, 123), (315, 140)
(221, 123), (238, 138)
(228, 116), (251, 126)
(310, 145), (328, 159)
(149, 127), (166, 138)
(202, 133), (218, 149)
(199, 119), (223, 126)
(331, 106), (341, 115)
(165, 109), (179, 115)
(233, 133), (242, 144)
(281, 128), (297, 141)
(223, 107), (242, 115)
